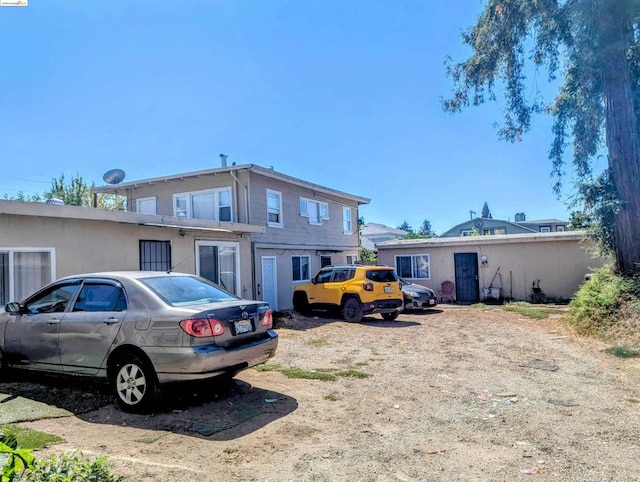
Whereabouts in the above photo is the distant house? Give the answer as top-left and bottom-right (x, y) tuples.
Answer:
(440, 213), (568, 238)
(360, 223), (407, 252)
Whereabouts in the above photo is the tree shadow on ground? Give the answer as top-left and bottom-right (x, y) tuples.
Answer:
(0, 371), (296, 441)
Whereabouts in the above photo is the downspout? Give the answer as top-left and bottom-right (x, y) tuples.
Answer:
(230, 170), (249, 224)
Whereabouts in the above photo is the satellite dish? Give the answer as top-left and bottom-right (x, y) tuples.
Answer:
(103, 168), (126, 184)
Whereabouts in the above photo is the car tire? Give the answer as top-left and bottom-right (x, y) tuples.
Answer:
(342, 297), (363, 323)
(381, 311), (401, 321)
(111, 353), (157, 413)
(293, 292), (311, 316)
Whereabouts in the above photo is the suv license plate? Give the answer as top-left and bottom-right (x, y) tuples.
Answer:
(235, 319), (252, 334)
(384, 286), (392, 293)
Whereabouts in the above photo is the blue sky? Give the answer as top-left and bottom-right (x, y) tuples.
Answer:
(0, 1), (602, 234)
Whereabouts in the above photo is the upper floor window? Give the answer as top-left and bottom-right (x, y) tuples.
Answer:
(557, 226), (565, 232)
(346, 254), (358, 264)
(136, 197), (157, 215)
(395, 254), (430, 279)
(343, 207), (352, 234)
(173, 187), (232, 222)
(540, 226), (551, 233)
(300, 198), (329, 225)
(267, 189), (283, 227)
(460, 230), (473, 236)
(483, 228), (506, 235)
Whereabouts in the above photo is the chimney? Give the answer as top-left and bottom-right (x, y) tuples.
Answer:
(219, 153), (228, 167)
(515, 212), (526, 222)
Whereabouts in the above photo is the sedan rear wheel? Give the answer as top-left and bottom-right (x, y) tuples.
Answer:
(112, 354), (157, 413)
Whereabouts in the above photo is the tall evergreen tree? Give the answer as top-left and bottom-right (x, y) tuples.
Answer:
(481, 202), (492, 219)
(444, 0), (640, 275)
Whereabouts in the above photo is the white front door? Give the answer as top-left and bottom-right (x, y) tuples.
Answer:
(261, 256), (277, 311)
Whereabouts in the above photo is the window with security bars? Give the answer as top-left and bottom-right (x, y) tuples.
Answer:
(140, 240), (172, 271)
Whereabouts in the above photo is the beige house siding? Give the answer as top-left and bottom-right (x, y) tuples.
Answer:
(0, 201), (257, 302)
(248, 172), (360, 247)
(377, 232), (607, 302)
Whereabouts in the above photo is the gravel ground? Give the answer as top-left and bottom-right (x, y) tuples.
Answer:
(8, 304), (640, 481)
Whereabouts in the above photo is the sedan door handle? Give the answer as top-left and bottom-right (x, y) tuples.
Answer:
(103, 317), (119, 325)
(48, 318), (61, 325)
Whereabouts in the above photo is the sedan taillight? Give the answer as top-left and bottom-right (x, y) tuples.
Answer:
(180, 317), (225, 337)
(261, 309), (273, 327)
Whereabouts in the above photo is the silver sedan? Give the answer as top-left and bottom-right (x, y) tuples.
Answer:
(0, 271), (278, 412)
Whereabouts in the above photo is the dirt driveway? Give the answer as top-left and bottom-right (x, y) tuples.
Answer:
(5, 305), (640, 481)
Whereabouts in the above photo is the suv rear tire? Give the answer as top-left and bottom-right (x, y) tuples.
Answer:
(342, 297), (363, 323)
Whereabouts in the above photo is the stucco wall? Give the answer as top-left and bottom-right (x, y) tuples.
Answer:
(377, 235), (608, 302)
(1, 213), (254, 300)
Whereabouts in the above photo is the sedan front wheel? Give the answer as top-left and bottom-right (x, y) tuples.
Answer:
(112, 354), (157, 413)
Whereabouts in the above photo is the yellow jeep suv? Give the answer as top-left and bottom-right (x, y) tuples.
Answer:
(292, 265), (404, 322)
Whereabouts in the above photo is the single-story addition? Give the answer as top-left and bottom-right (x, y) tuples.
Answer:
(0, 199), (263, 306)
(376, 231), (608, 303)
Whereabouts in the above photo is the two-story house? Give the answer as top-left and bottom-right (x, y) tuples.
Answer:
(92, 163), (369, 311)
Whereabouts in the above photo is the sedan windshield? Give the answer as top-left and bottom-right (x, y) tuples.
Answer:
(141, 275), (238, 307)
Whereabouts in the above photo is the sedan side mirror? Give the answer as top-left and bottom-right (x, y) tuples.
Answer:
(5, 302), (26, 314)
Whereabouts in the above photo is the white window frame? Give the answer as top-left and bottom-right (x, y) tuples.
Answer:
(173, 187), (233, 221)
(343, 207), (352, 234)
(346, 255), (358, 264)
(557, 226), (565, 232)
(460, 229), (473, 236)
(395, 254), (431, 280)
(195, 240), (241, 295)
(300, 197), (329, 225)
(0, 247), (56, 303)
(540, 226), (551, 233)
(267, 189), (283, 228)
(292, 255), (311, 282)
(136, 196), (157, 215)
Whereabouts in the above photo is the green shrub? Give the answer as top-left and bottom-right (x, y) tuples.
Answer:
(568, 266), (640, 339)
(18, 452), (122, 482)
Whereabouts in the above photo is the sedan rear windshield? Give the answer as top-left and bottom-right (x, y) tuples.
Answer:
(141, 276), (238, 307)
(365, 270), (398, 282)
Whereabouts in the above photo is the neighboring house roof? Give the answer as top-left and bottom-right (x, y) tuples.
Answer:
(0, 199), (266, 235)
(360, 223), (408, 237)
(440, 217), (538, 237)
(518, 218), (567, 225)
(360, 222), (408, 251)
(377, 230), (586, 249)
(93, 163), (371, 205)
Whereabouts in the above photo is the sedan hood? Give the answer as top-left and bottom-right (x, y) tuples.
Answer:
(401, 282), (435, 295)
